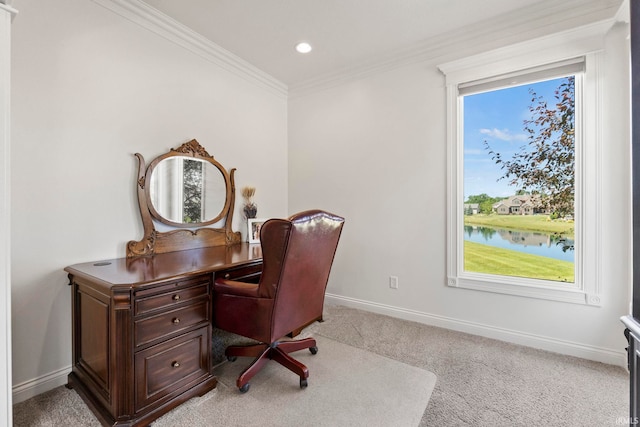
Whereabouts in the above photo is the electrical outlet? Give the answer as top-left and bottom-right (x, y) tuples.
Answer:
(389, 276), (399, 289)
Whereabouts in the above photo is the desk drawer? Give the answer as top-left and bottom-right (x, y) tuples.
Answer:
(134, 327), (210, 412)
(134, 276), (210, 316)
(216, 262), (262, 283)
(134, 299), (208, 348)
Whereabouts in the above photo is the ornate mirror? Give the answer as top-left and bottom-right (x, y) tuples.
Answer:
(127, 139), (241, 257)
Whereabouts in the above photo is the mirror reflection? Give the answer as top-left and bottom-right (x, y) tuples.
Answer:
(149, 157), (226, 224)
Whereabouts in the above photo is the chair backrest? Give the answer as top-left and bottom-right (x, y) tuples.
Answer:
(258, 210), (344, 341)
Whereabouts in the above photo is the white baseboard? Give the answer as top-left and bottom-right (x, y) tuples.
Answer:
(12, 365), (70, 404)
(325, 293), (628, 367)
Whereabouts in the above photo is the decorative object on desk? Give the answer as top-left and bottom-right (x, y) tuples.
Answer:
(247, 218), (267, 243)
(241, 186), (257, 219)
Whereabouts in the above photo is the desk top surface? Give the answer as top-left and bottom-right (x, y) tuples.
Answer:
(65, 242), (263, 288)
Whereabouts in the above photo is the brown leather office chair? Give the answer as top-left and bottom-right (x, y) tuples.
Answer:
(213, 210), (344, 393)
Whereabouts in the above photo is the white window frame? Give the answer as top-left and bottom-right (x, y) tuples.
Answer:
(438, 24), (606, 306)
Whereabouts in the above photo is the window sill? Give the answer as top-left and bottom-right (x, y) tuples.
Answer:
(448, 274), (601, 306)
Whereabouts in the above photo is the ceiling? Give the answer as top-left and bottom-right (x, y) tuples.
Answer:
(141, 0), (623, 88)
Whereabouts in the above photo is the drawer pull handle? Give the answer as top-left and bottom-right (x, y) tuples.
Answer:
(172, 361), (180, 368)
(172, 294), (180, 301)
(172, 318), (180, 324)
(224, 273), (230, 279)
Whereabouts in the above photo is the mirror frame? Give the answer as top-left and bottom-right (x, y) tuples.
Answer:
(127, 139), (241, 257)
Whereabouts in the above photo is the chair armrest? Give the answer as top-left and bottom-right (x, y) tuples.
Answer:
(214, 279), (260, 298)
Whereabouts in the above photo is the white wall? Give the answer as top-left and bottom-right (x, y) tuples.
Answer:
(10, 0), (288, 401)
(289, 18), (631, 365)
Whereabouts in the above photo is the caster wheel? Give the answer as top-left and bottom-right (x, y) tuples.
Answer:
(227, 355), (237, 362)
(309, 346), (318, 355)
(300, 378), (308, 389)
(239, 383), (250, 393)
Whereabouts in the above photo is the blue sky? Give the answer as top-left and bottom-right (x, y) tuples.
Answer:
(463, 77), (567, 200)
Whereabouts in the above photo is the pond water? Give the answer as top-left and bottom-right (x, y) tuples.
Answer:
(464, 225), (574, 262)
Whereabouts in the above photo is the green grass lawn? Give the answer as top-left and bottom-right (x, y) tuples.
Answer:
(464, 214), (574, 236)
(464, 240), (575, 283)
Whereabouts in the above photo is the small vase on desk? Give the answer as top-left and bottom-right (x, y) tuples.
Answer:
(243, 204), (257, 219)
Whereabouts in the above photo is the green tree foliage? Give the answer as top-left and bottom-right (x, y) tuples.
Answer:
(465, 193), (504, 214)
(485, 77), (575, 217)
(183, 159), (203, 223)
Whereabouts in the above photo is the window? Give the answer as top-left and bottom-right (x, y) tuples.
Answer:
(439, 28), (603, 305)
(462, 70), (579, 284)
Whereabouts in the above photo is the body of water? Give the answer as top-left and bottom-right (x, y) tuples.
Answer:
(464, 225), (574, 262)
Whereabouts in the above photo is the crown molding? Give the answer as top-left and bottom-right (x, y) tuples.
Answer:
(437, 19), (612, 84)
(289, 0), (623, 98)
(615, 0), (630, 23)
(92, 0), (288, 97)
(91, 0), (623, 100)
(0, 3), (17, 17)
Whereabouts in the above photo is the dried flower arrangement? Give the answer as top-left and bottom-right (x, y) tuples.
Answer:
(241, 186), (257, 219)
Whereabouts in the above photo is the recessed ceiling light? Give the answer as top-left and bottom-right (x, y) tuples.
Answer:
(295, 42), (312, 54)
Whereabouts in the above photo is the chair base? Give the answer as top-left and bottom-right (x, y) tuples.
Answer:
(225, 337), (318, 392)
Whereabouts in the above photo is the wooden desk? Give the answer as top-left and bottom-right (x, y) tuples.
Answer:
(65, 243), (263, 427)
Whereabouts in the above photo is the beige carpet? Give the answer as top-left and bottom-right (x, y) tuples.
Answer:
(319, 306), (628, 426)
(14, 305), (627, 426)
(13, 335), (436, 427)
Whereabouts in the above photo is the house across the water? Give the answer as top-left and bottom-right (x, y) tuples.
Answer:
(492, 195), (548, 215)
